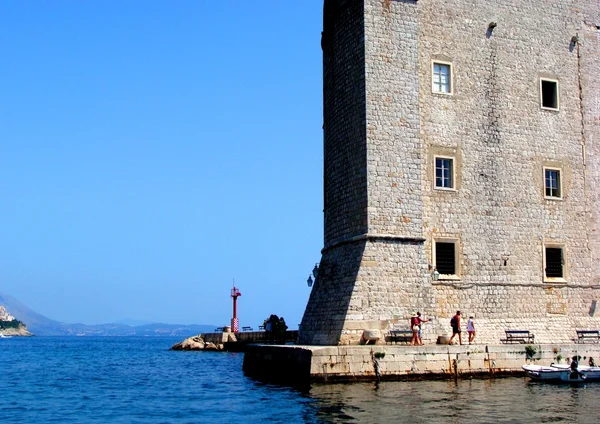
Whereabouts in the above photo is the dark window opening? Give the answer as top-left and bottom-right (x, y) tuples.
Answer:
(545, 247), (563, 278)
(541, 80), (558, 109)
(436, 242), (456, 275)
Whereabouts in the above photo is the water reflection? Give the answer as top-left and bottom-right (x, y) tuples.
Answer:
(307, 378), (600, 423)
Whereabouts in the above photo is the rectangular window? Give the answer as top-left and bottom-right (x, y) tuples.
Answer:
(433, 62), (452, 94)
(545, 247), (563, 278)
(544, 168), (561, 199)
(540, 79), (559, 110)
(435, 157), (454, 189)
(435, 242), (456, 275)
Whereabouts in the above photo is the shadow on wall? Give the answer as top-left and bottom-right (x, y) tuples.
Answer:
(298, 240), (365, 345)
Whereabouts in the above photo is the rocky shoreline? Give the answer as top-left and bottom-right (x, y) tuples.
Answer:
(0, 326), (33, 337)
(0, 305), (32, 336)
(170, 329), (299, 352)
(170, 335), (227, 351)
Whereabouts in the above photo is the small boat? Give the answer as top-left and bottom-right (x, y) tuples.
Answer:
(0, 333), (12, 339)
(548, 363), (600, 381)
(522, 364), (587, 383)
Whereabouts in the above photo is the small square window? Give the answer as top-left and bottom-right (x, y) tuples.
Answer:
(435, 241), (456, 275)
(435, 157), (454, 189)
(540, 79), (559, 110)
(545, 247), (564, 279)
(544, 168), (561, 199)
(433, 62), (452, 94)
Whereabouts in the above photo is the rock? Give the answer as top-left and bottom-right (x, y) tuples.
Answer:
(361, 329), (381, 344)
(437, 335), (450, 345)
(0, 327), (32, 337)
(204, 342), (218, 350)
(170, 335), (204, 350)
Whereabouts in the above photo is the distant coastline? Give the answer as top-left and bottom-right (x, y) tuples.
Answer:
(0, 305), (32, 336)
(0, 325), (32, 337)
(0, 292), (215, 337)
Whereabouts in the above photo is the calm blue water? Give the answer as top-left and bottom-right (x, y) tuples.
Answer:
(1, 337), (599, 423)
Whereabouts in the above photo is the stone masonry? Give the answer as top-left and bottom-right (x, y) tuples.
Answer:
(299, 0), (600, 345)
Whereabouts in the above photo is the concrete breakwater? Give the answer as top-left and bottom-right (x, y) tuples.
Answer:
(243, 343), (600, 385)
(170, 330), (298, 352)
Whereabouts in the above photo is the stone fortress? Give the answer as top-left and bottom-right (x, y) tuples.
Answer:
(299, 0), (600, 346)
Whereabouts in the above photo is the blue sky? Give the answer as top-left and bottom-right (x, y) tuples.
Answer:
(0, 1), (324, 328)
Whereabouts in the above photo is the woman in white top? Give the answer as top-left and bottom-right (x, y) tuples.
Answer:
(467, 315), (476, 344)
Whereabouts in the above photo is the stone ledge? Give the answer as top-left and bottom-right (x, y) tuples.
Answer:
(242, 343), (600, 384)
(322, 233), (426, 253)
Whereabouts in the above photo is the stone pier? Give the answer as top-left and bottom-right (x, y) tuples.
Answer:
(243, 343), (600, 385)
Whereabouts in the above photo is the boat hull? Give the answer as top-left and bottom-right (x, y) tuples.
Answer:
(522, 365), (587, 383)
(548, 364), (600, 381)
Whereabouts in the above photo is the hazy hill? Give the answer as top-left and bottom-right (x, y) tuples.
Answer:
(0, 292), (215, 337)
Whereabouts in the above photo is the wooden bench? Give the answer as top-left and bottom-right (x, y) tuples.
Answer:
(501, 330), (535, 344)
(576, 330), (600, 343)
(388, 329), (413, 344)
(242, 326), (253, 332)
(214, 327), (224, 332)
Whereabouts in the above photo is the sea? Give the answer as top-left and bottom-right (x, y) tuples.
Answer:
(1, 337), (599, 424)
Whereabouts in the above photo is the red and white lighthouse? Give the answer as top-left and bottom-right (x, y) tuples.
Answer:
(230, 286), (242, 333)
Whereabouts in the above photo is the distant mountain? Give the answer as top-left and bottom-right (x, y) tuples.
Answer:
(112, 318), (154, 326)
(0, 292), (216, 337)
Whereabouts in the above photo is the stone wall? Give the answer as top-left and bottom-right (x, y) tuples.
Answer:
(419, 0), (599, 324)
(299, 237), (430, 345)
(300, 240), (365, 345)
(244, 343), (600, 384)
(364, 0), (423, 238)
(580, 0), (600, 284)
(300, 0), (600, 346)
(322, 0), (368, 246)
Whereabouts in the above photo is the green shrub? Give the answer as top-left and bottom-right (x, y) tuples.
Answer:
(525, 345), (537, 359)
(0, 319), (24, 329)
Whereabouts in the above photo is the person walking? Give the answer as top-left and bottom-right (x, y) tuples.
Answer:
(409, 312), (420, 346)
(449, 311), (462, 345)
(416, 312), (430, 345)
(467, 315), (476, 344)
(409, 312), (430, 346)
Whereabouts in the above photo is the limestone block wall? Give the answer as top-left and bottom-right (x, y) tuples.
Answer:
(310, 344), (600, 381)
(244, 344), (600, 384)
(429, 287), (600, 345)
(300, 237), (431, 345)
(300, 0), (600, 347)
(417, 0), (600, 330)
(419, 1), (587, 281)
(322, 0), (368, 247)
(364, 0), (423, 237)
(302, 0), (432, 347)
(580, 0), (600, 285)
(300, 240), (366, 345)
